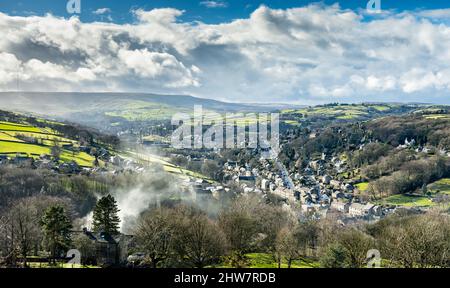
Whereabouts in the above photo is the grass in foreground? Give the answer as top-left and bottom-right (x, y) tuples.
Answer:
(215, 253), (320, 268)
(28, 262), (99, 268)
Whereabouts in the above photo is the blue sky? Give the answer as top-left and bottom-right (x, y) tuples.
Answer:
(1, 0), (450, 24)
(2, 1), (450, 104)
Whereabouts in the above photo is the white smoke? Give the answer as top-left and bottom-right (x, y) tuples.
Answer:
(115, 185), (162, 233)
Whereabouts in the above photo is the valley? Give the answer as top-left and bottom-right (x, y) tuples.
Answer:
(1, 95), (450, 269)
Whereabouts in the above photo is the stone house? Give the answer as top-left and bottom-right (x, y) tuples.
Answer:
(75, 229), (134, 266)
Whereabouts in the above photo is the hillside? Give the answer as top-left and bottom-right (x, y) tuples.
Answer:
(0, 92), (304, 130)
(0, 110), (117, 167)
(280, 103), (423, 126)
(281, 110), (450, 208)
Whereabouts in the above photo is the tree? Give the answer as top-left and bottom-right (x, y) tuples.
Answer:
(173, 214), (226, 268)
(40, 205), (72, 264)
(218, 207), (258, 267)
(376, 213), (450, 268)
(336, 228), (374, 268)
(92, 195), (120, 234)
(296, 220), (320, 257)
(50, 142), (62, 160)
(421, 183), (428, 195)
(9, 199), (41, 267)
(201, 160), (222, 180)
(320, 243), (348, 268)
(72, 233), (96, 265)
(275, 226), (301, 268)
(254, 204), (290, 255)
(134, 208), (175, 268)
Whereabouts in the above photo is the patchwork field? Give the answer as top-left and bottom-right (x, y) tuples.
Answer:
(0, 121), (95, 167)
(281, 104), (395, 119)
(279, 104), (413, 127)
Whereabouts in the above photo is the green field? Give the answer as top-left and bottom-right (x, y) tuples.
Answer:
(246, 253), (320, 268)
(0, 122), (43, 133)
(215, 253), (320, 268)
(378, 194), (434, 207)
(28, 262), (99, 268)
(424, 114), (450, 120)
(0, 132), (24, 142)
(356, 182), (369, 191)
(125, 151), (213, 182)
(281, 104), (395, 121)
(0, 121), (96, 167)
(105, 101), (183, 121)
(283, 119), (301, 126)
(428, 178), (450, 195)
(373, 178), (450, 208)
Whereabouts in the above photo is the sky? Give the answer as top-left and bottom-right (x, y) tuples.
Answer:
(2, 1), (450, 104)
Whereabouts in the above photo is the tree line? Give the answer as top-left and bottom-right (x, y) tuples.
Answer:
(0, 194), (121, 267)
(131, 195), (450, 268)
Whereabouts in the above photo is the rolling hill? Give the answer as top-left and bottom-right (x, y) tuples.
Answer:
(0, 92), (303, 124)
(0, 110), (119, 167)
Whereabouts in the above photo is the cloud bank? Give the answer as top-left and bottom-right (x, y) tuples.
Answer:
(1, 4), (450, 104)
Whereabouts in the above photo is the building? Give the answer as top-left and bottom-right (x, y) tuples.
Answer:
(322, 175), (332, 185)
(261, 179), (270, 191)
(0, 155), (7, 165)
(331, 200), (351, 213)
(238, 175), (256, 186)
(75, 229), (134, 266)
(348, 203), (378, 217)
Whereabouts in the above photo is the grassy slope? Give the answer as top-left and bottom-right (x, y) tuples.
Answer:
(428, 178), (450, 195)
(378, 194), (434, 207)
(28, 262), (99, 268)
(280, 104), (398, 125)
(0, 121), (95, 167)
(215, 253), (320, 268)
(375, 179), (450, 207)
(124, 151), (213, 182)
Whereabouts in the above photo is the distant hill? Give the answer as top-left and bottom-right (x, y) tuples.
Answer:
(0, 92), (304, 130)
(0, 110), (118, 167)
(0, 92), (302, 115)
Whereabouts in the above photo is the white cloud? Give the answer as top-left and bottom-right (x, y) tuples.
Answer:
(1, 5), (450, 103)
(133, 8), (184, 24)
(414, 9), (450, 19)
(200, 1), (228, 9)
(117, 48), (199, 87)
(93, 8), (111, 15)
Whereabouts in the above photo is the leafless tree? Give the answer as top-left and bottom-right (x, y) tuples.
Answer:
(173, 214), (226, 268)
(134, 208), (176, 268)
(275, 226), (301, 268)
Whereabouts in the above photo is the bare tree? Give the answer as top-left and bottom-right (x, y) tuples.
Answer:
(336, 228), (374, 268)
(275, 226), (301, 268)
(0, 199), (41, 267)
(218, 197), (260, 267)
(378, 212), (450, 268)
(173, 214), (226, 268)
(134, 208), (175, 268)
